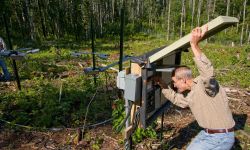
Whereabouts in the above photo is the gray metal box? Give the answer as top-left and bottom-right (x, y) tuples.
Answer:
(124, 74), (142, 102)
(117, 71), (125, 90)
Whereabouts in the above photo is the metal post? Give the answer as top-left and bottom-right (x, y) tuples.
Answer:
(119, 1), (125, 71)
(118, 0), (125, 98)
(90, 9), (97, 85)
(160, 112), (164, 148)
(3, 13), (21, 90)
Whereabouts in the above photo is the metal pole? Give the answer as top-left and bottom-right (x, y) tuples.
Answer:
(118, 1), (125, 98)
(160, 112), (164, 141)
(119, 1), (125, 71)
(90, 9), (97, 85)
(3, 13), (21, 90)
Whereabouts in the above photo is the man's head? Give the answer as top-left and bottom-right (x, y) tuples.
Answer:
(172, 66), (193, 93)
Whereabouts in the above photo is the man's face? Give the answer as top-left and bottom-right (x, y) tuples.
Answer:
(172, 76), (188, 93)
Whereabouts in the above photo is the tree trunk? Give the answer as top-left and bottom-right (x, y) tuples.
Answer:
(167, 0), (171, 41)
(191, 0), (195, 29)
(237, 11), (241, 33)
(15, 0), (25, 38)
(183, 0), (186, 30)
(245, 24), (248, 40)
(112, 0), (115, 23)
(226, 0), (230, 16)
(137, 0), (140, 18)
(149, 0), (152, 26)
(131, 0), (135, 25)
(24, 0), (35, 41)
(248, 31), (250, 45)
(207, 0), (211, 22)
(224, 0), (230, 34)
(240, 0), (246, 46)
(206, 0), (211, 43)
(38, 0), (47, 38)
(189, 0), (192, 11)
(99, 3), (103, 36)
(180, 0), (185, 38)
(197, 0), (202, 27)
(212, 0), (216, 17)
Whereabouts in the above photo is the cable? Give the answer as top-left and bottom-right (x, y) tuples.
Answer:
(0, 117), (113, 132)
(131, 107), (140, 133)
(82, 88), (98, 135)
(0, 118), (33, 129)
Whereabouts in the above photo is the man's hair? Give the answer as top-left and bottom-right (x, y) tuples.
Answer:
(172, 66), (192, 80)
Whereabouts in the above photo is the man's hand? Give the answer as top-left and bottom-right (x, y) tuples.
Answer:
(190, 25), (208, 58)
(152, 76), (167, 89)
(190, 25), (208, 46)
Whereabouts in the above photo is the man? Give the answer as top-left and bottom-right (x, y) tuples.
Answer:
(155, 26), (235, 150)
(0, 37), (10, 81)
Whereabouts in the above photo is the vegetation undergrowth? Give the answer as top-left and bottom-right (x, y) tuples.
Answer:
(0, 33), (249, 144)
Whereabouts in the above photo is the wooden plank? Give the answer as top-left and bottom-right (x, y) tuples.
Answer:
(124, 125), (133, 139)
(130, 104), (136, 123)
(131, 63), (142, 76)
(149, 16), (239, 63)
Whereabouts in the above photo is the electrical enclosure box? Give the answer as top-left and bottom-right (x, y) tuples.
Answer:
(117, 70), (125, 90)
(124, 74), (141, 102)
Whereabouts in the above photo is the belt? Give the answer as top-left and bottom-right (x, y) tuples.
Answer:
(205, 127), (234, 134)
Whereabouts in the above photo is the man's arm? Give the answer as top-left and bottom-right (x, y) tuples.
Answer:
(162, 88), (189, 108)
(154, 76), (189, 108)
(190, 25), (208, 58)
(190, 25), (214, 79)
(190, 26), (219, 97)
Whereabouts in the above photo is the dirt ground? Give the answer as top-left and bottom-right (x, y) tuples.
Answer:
(0, 86), (249, 150)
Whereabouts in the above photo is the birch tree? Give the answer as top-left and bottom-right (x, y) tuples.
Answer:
(226, 0), (230, 16)
(197, 0), (202, 27)
(225, 0), (230, 33)
(167, 0), (171, 41)
(180, 0), (185, 38)
(240, 0), (247, 46)
(212, 0), (216, 17)
(191, 0), (196, 29)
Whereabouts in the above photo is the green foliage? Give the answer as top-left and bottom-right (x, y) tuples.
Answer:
(244, 45), (250, 53)
(91, 137), (103, 150)
(132, 126), (157, 143)
(0, 73), (113, 128)
(112, 99), (125, 132)
(1, 0), (249, 46)
(111, 99), (157, 144)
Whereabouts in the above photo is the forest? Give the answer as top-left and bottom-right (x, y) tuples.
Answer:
(0, 0), (249, 45)
(0, 0), (250, 149)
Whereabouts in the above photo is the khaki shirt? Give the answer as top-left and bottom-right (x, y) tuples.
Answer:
(162, 53), (235, 129)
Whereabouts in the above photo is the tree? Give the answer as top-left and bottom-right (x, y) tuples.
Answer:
(197, 0), (202, 27)
(167, 0), (171, 41)
(180, 0), (185, 38)
(240, 0), (247, 46)
(191, 0), (196, 29)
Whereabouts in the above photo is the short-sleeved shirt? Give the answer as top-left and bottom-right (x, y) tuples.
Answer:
(162, 53), (235, 129)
